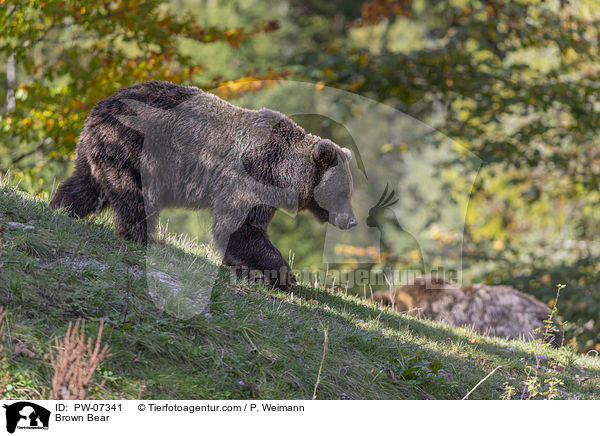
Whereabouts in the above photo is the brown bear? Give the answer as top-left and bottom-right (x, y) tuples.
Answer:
(50, 80), (356, 289)
(370, 275), (563, 346)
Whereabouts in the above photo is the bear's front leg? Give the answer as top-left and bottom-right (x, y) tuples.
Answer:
(212, 201), (296, 290)
(222, 223), (296, 290)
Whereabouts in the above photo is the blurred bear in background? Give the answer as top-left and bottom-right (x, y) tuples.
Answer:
(370, 275), (563, 347)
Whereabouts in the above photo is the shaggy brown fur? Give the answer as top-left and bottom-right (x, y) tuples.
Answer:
(50, 81), (356, 290)
(370, 275), (563, 346)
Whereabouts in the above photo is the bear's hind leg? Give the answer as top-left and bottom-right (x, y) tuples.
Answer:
(104, 187), (157, 244)
(50, 160), (104, 218)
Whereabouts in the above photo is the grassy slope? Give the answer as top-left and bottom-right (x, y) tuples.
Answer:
(1, 180), (599, 400)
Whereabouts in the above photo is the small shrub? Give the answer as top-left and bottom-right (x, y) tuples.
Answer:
(501, 284), (567, 400)
(50, 319), (111, 400)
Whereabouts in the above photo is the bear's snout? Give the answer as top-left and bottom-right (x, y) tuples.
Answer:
(333, 213), (358, 230)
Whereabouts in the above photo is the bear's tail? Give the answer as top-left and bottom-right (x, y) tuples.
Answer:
(50, 160), (104, 218)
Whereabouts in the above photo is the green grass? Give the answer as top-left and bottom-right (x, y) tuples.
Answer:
(1, 178), (599, 400)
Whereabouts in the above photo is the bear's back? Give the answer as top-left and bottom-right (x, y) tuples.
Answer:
(96, 80), (202, 115)
(77, 81), (203, 161)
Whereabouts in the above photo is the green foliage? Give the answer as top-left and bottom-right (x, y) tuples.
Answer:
(292, 0), (600, 351)
(0, 0), (278, 187)
(300, 1), (600, 180)
(388, 352), (445, 385)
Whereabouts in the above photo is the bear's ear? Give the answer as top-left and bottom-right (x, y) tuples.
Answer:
(312, 139), (337, 168)
(341, 147), (352, 161)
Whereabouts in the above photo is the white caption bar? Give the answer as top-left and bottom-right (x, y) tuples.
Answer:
(0, 400), (595, 435)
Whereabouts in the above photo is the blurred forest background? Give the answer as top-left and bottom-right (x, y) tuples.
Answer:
(1, 0), (600, 351)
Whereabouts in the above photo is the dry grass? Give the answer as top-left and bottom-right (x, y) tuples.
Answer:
(312, 326), (329, 400)
(0, 307), (8, 397)
(50, 319), (111, 400)
(0, 307), (6, 355)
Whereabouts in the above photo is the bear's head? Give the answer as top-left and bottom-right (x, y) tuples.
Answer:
(309, 139), (357, 230)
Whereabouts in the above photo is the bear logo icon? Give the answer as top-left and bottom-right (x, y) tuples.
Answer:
(3, 402), (50, 433)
